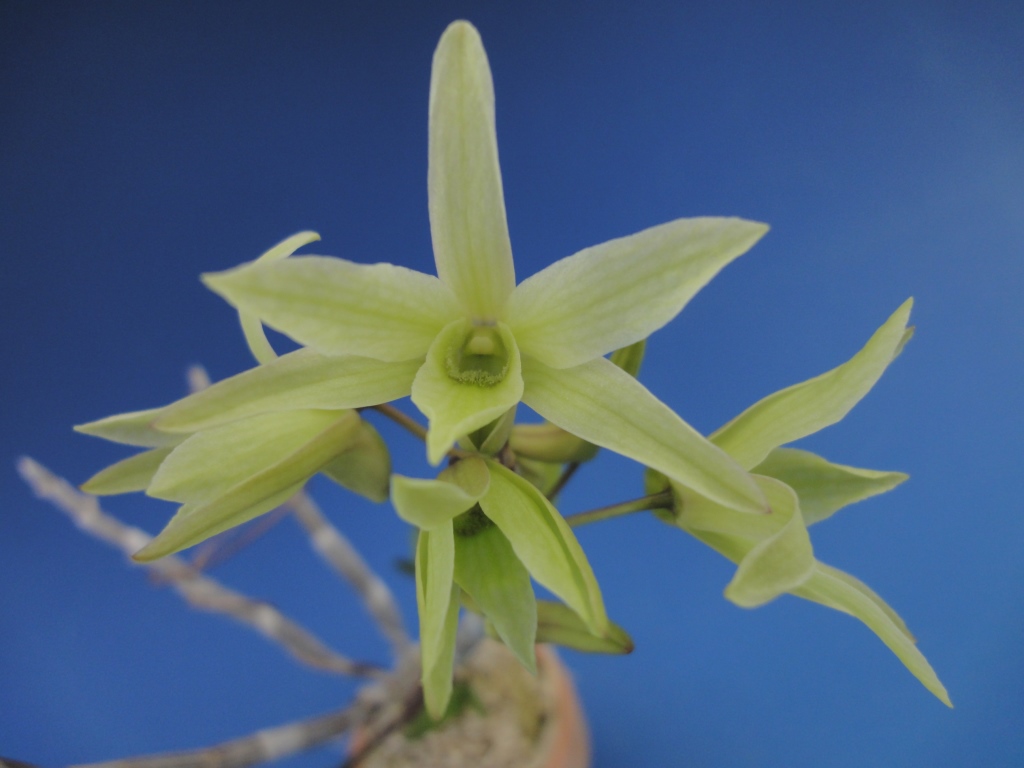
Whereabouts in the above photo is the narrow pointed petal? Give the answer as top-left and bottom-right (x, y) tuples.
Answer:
(712, 299), (914, 470)
(135, 412), (361, 561)
(724, 480), (815, 608)
(240, 231), (322, 364)
(411, 320), (523, 465)
(149, 410), (360, 503)
(454, 521), (537, 673)
(522, 356), (766, 514)
(320, 420), (391, 503)
(156, 349), (420, 433)
(81, 447), (174, 496)
(479, 461), (608, 635)
(428, 20), (515, 319)
(203, 256), (461, 361)
(794, 562), (951, 706)
(75, 407), (182, 448)
(415, 526), (461, 718)
(753, 447), (908, 526)
(391, 457), (490, 530)
(506, 218), (768, 369)
(799, 564), (915, 642)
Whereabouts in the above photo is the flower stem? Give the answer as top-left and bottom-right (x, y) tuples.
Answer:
(371, 403), (428, 441)
(565, 491), (674, 528)
(546, 461), (580, 501)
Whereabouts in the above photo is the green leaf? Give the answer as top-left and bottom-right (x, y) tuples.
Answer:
(522, 356), (767, 515)
(134, 411), (361, 561)
(428, 20), (515, 320)
(203, 256), (461, 362)
(416, 527), (461, 719)
(411, 320), (524, 465)
(454, 521), (537, 673)
(479, 461), (608, 635)
(391, 457), (490, 530)
(156, 349), (421, 433)
(794, 562), (951, 706)
(534, 600), (634, 655)
(753, 447), (908, 525)
(711, 299), (914, 470)
(506, 217), (767, 369)
(239, 231), (322, 364)
(75, 407), (182, 448)
(723, 479), (815, 608)
(320, 419), (391, 503)
(81, 447), (174, 496)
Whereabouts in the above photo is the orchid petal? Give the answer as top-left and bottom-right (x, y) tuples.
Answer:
(794, 562), (951, 706)
(534, 601), (634, 655)
(522, 356), (766, 514)
(428, 20), (515, 320)
(753, 447), (908, 526)
(415, 526), (460, 718)
(391, 457), (490, 530)
(319, 420), (391, 503)
(81, 447), (173, 496)
(507, 217), (767, 368)
(723, 479), (815, 608)
(148, 410), (359, 504)
(712, 299), (914, 470)
(240, 231), (322, 364)
(479, 461), (608, 635)
(135, 411), (361, 561)
(203, 256), (461, 362)
(411, 320), (523, 465)
(156, 349), (420, 433)
(454, 521), (537, 672)
(75, 407), (181, 448)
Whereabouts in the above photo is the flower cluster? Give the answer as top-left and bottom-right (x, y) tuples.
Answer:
(77, 20), (948, 717)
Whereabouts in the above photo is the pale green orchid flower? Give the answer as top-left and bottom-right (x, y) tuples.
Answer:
(76, 235), (391, 562)
(653, 299), (951, 706)
(163, 20), (769, 522)
(390, 456), (607, 718)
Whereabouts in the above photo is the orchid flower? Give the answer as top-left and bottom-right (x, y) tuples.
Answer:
(390, 455), (608, 717)
(148, 21), (768, 555)
(75, 233), (391, 561)
(652, 299), (951, 705)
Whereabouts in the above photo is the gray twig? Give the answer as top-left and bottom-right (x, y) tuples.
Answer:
(17, 457), (382, 679)
(288, 491), (411, 659)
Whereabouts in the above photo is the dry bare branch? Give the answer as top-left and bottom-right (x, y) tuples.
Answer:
(288, 491), (411, 659)
(17, 457), (382, 679)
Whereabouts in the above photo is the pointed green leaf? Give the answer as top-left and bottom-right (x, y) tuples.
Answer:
(724, 479), (815, 608)
(534, 601), (634, 655)
(506, 218), (767, 369)
(454, 521), (537, 673)
(156, 349), (421, 433)
(320, 419), (391, 503)
(794, 562), (951, 706)
(81, 447), (174, 496)
(411, 320), (523, 465)
(428, 20), (515, 320)
(75, 407), (183, 448)
(135, 412), (361, 561)
(391, 457), (490, 530)
(422, 581), (461, 720)
(240, 231), (322, 364)
(522, 356), (766, 515)
(479, 461), (608, 635)
(711, 299), (914, 470)
(203, 256), (461, 362)
(753, 447), (908, 525)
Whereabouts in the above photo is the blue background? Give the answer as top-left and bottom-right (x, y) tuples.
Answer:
(2, 2), (1022, 765)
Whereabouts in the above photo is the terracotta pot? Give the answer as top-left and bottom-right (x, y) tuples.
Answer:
(351, 639), (590, 767)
